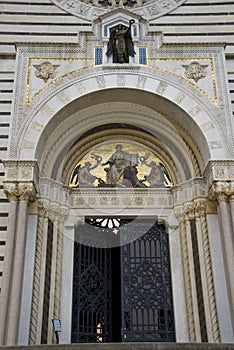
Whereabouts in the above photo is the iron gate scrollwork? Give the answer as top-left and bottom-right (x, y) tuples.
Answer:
(71, 218), (175, 343)
(71, 242), (112, 343)
(121, 220), (175, 342)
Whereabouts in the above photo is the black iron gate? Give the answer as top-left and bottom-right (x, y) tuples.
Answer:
(71, 219), (175, 343)
(71, 243), (112, 343)
(121, 220), (175, 342)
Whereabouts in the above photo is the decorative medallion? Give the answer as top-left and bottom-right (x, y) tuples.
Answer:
(51, 0), (187, 21)
(34, 61), (59, 83)
(182, 61), (208, 83)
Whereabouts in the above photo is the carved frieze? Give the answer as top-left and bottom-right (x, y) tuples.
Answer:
(71, 188), (173, 208)
(204, 160), (234, 185)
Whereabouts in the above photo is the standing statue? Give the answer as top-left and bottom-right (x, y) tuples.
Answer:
(106, 20), (136, 63)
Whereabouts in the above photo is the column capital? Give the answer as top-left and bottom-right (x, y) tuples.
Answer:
(46, 204), (69, 224)
(37, 200), (50, 217)
(184, 202), (196, 220)
(4, 181), (36, 203)
(3, 182), (19, 202)
(194, 201), (206, 218)
(209, 181), (234, 203)
(174, 200), (207, 222)
(18, 182), (37, 202)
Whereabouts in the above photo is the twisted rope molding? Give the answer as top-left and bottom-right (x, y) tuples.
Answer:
(180, 220), (196, 342)
(53, 228), (63, 332)
(200, 214), (220, 342)
(29, 213), (45, 344)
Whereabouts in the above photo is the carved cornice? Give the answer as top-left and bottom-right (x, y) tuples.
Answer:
(204, 160), (234, 186)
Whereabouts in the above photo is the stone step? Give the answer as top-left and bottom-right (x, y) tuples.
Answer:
(1, 344), (234, 350)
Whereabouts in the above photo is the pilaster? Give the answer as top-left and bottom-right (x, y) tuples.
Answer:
(174, 199), (220, 343)
(0, 180), (36, 345)
(209, 180), (234, 334)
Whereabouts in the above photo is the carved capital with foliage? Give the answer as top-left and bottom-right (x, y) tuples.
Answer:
(3, 182), (19, 202)
(209, 181), (234, 203)
(18, 182), (37, 202)
(194, 201), (206, 218)
(4, 181), (36, 203)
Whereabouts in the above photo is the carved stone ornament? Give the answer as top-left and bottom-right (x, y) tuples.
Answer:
(182, 61), (208, 83)
(4, 182), (37, 202)
(3, 182), (19, 202)
(19, 183), (37, 201)
(209, 181), (234, 203)
(50, 0), (187, 21)
(34, 61), (59, 83)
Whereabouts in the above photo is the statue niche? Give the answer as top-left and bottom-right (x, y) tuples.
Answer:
(106, 20), (136, 63)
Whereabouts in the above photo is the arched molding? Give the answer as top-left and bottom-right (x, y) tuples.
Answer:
(61, 128), (181, 186)
(39, 104), (198, 184)
(12, 66), (228, 165)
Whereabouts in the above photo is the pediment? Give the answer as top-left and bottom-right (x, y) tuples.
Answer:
(93, 9), (142, 41)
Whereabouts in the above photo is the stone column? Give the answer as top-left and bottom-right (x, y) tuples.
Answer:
(47, 207), (59, 344)
(0, 184), (18, 345)
(29, 201), (49, 345)
(216, 192), (234, 331)
(229, 194), (234, 233)
(53, 208), (68, 322)
(194, 201), (220, 343)
(47, 207), (68, 344)
(184, 207), (201, 342)
(209, 181), (234, 333)
(175, 207), (201, 342)
(2, 183), (36, 345)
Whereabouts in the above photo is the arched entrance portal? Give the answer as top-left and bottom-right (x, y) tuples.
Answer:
(71, 218), (175, 343)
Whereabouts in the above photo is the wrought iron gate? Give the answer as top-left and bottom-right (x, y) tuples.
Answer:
(71, 219), (175, 343)
(121, 220), (175, 342)
(71, 242), (112, 342)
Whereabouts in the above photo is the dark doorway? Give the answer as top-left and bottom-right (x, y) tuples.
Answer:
(71, 218), (175, 343)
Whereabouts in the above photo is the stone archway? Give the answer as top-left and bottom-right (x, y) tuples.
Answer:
(2, 66), (230, 346)
(8, 66), (227, 166)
